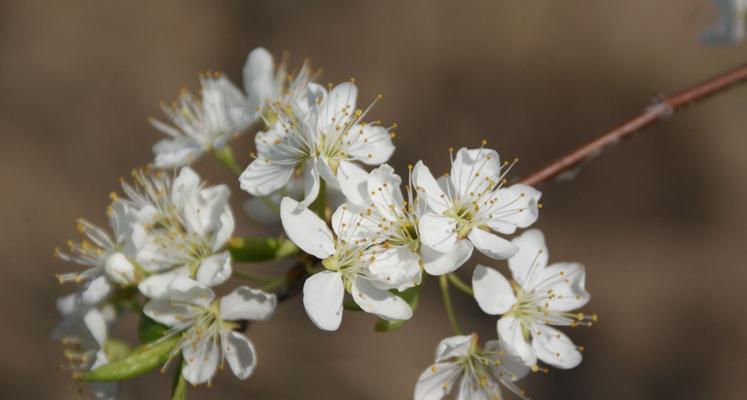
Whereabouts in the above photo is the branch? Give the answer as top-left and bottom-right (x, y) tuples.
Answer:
(518, 63), (747, 187)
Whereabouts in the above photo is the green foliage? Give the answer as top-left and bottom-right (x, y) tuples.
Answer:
(374, 286), (420, 332)
(85, 335), (180, 382)
(228, 236), (298, 262)
(138, 312), (169, 343)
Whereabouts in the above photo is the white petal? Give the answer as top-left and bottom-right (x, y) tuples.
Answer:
(143, 299), (194, 327)
(221, 331), (258, 380)
(368, 246), (422, 291)
(196, 251), (232, 287)
(297, 158), (321, 209)
(366, 164), (404, 220)
(468, 228), (517, 260)
(167, 277), (215, 308)
(316, 82), (357, 129)
(422, 240), (473, 276)
(507, 229), (548, 286)
(104, 253), (136, 285)
(243, 47), (277, 110)
(531, 323), (582, 369)
(532, 262), (590, 312)
(220, 286), (277, 321)
(419, 213), (457, 253)
(472, 265), (516, 315)
(434, 335), (473, 361)
(81, 276), (112, 305)
(137, 267), (190, 299)
(414, 362), (461, 400)
(171, 167), (201, 207)
(336, 160), (369, 206)
(345, 124), (395, 165)
(456, 373), (492, 400)
(497, 316), (537, 367)
(330, 202), (379, 243)
(351, 277), (413, 321)
(450, 147), (501, 200)
(181, 336), (220, 385)
(280, 197), (336, 259)
(83, 309), (108, 347)
(484, 340), (530, 381)
(412, 161), (450, 214)
(239, 159), (294, 196)
(302, 271), (344, 330)
(212, 206), (235, 250)
(485, 184), (541, 234)
(152, 137), (202, 168)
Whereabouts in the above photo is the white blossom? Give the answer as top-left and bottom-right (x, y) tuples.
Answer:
(415, 334), (529, 400)
(151, 73), (255, 168)
(55, 199), (141, 305)
(144, 277), (276, 385)
(239, 81), (395, 210)
(52, 293), (118, 400)
(702, 0), (747, 44)
(471, 230), (595, 370)
(414, 146), (540, 275)
(280, 196), (416, 331)
(122, 167), (235, 299)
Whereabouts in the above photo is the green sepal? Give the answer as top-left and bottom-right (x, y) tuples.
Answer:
(85, 335), (180, 382)
(138, 312), (169, 343)
(374, 286), (420, 332)
(227, 236), (298, 262)
(103, 339), (131, 362)
(343, 299), (362, 311)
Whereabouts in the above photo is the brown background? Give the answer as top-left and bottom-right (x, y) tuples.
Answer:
(1, 1), (745, 399)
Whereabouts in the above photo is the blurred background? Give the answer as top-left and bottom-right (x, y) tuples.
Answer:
(1, 1), (745, 399)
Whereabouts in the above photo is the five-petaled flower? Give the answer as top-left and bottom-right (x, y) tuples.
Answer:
(144, 277), (276, 385)
(413, 146), (541, 275)
(472, 229), (595, 370)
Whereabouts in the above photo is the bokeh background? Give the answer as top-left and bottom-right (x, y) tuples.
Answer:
(1, 1), (745, 399)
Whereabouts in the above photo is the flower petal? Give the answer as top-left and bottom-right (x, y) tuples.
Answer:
(143, 299), (194, 327)
(497, 316), (537, 367)
(450, 147), (501, 200)
(296, 159), (321, 210)
(239, 158), (294, 197)
(422, 240), (473, 276)
(345, 124), (395, 165)
(366, 164), (404, 220)
(468, 228), (517, 260)
(412, 161), (450, 214)
(351, 277), (413, 321)
(414, 362), (461, 400)
(220, 286), (277, 321)
(81, 276), (112, 305)
(181, 336), (220, 385)
(167, 277), (215, 308)
(507, 229), (548, 286)
(368, 246), (422, 291)
(243, 47), (277, 110)
(419, 212), (457, 253)
(152, 137), (202, 168)
(472, 265), (516, 315)
(485, 184), (541, 234)
(302, 271), (344, 331)
(280, 197), (336, 259)
(531, 323), (582, 369)
(434, 335), (473, 361)
(532, 262), (590, 312)
(316, 82), (357, 130)
(221, 330), (257, 380)
(484, 340), (530, 381)
(336, 160), (369, 206)
(196, 251), (232, 287)
(137, 267), (190, 299)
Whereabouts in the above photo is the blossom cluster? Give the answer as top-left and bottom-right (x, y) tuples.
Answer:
(53, 47), (596, 400)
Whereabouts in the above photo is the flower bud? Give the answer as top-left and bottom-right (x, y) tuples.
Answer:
(104, 252), (137, 285)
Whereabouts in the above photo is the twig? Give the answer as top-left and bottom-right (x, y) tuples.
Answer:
(518, 63), (747, 186)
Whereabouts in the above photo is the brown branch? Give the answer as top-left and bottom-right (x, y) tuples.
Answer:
(518, 63), (747, 187)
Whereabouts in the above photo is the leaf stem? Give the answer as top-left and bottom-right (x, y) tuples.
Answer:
(212, 146), (243, 176)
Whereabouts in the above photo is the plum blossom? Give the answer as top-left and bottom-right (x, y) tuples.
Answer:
(414, 146), (541, 275)
(471, 230), (595, 370)
(144, 277), (276, 385)
(52, 292), (118, 399)
(151, 73), (256, 168)
(122, 167), (236, 299)
(280, 197), (416, 331)
(239, 81), (395, 210)
(415, 334), (529, 400)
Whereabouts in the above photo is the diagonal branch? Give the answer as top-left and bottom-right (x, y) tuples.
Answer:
(518, 63), (747, 187)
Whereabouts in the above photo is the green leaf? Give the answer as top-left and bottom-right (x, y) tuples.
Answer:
(374, 285), (420, 332)
(343, 299), (362, 311)
(227, 236), (298, 262)
(171, 360), (188, 400)
(138, 312), (169, 343)
(85, 335), (180, 382)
